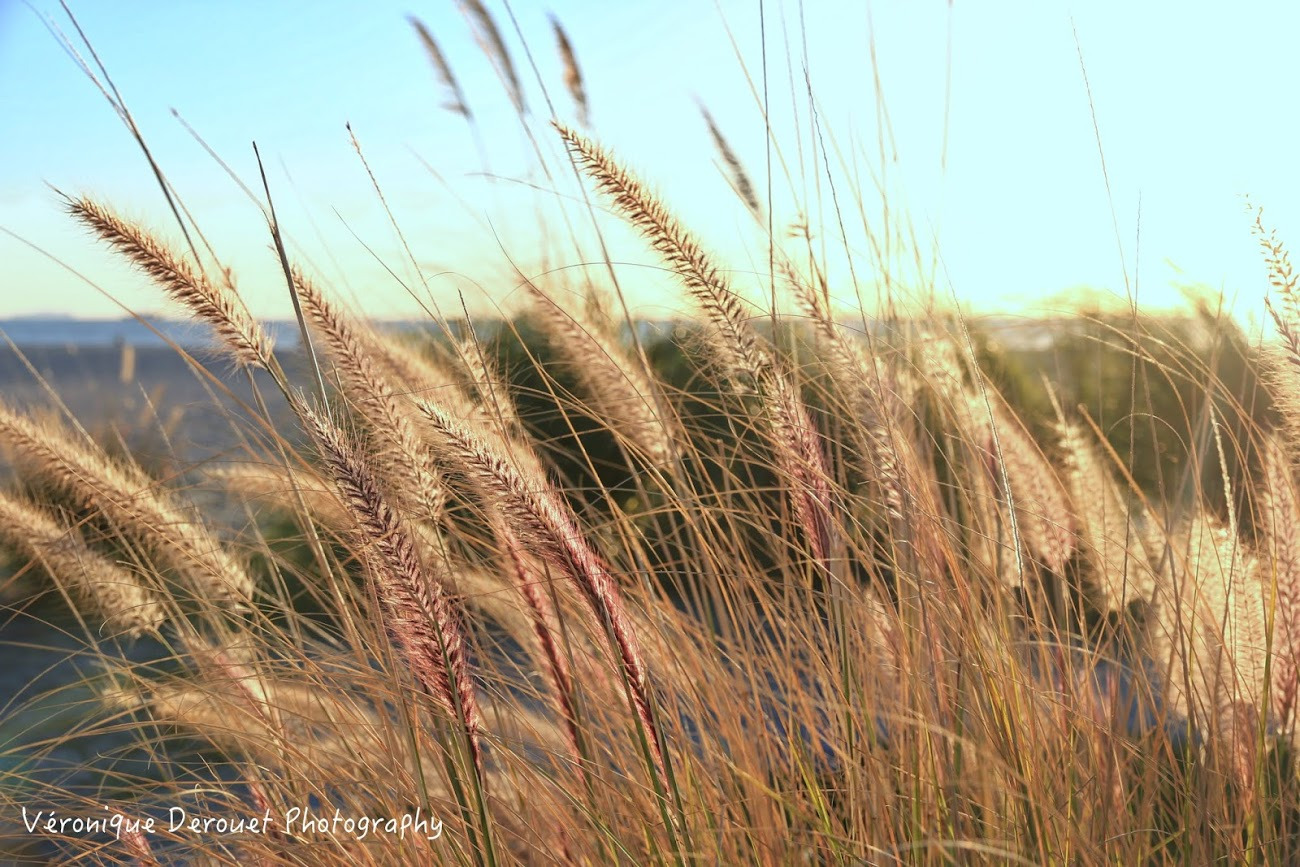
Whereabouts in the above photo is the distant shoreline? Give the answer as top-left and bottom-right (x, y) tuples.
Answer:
(1, 315), (1079, 353)
(1, 318), (304, 350)
(0, 317), (666, 350)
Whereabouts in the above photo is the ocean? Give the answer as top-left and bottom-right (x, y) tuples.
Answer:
(0, 317), (689, 351)
(0, 317), (301, 349)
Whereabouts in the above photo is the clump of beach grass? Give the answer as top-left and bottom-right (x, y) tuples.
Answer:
(9, 6), (1300, 866)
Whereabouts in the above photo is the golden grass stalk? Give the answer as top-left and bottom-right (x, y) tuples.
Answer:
(699, 103), (762, 222)
(1252, 206), (1300, 463)
(1059, 420), (1154, 610)
(124, 638), (563, 773)
(862, 585), (902, 690)
(0, 401), (254, 606)
(558, 125), (837, 570)
(958, 389), (1076, 578)
(108, 671), (405, 783)
(1150, 516), (1269, 787)
(211, 642), (571, 766)
(366, 330), (492, 432)
(440, 335), (562, 503)
(458, 0), (525, 116)
(523, 281), (673, 466)
(292, 270), (448, 524)
(65, 196), (274, 368)
(1257, 433), (1300, 727)
(550, 15), (587, 126)
(1252, 204), (1300, 336)
(120, 823), (159, 867)
(954, 427), (1020, 589)
(408, 16), (471, 117)
(300, 404), (484, 771)
(207, 461), (539, 649)
(0, 490), (166, 637)
(783, 262), (914, 523)
(759, 367), (833, 565)
(497, 520), (584, 770)
(207, 463), (351, 529)
(556, 122), (768, 384)
(1207, 524), (1269, 721)
(108, 664), (556, 861)
(415, 400), (667, 781)
(923, 339), (1023, 588)
(452, 334), (521, 435)
(988, 401), (1076, 575)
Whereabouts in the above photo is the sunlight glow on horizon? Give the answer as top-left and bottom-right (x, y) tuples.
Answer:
(2, 2), (1298, 333)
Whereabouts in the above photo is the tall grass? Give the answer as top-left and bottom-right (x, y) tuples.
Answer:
(5, 6), (1300, 865)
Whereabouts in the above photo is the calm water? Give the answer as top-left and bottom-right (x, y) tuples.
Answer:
(0, 317), (700, 351)
(0, 317), (301, 349)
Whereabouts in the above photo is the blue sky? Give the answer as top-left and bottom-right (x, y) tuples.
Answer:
(2, 1), (1298, 327)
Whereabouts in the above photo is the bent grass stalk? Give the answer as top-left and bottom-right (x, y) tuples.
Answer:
(0, 400), (255, 607)
(65, 195), (275, 370)
(298, 405), (483, 765)
(292, 269), (449, 525)
(297, 403), (498, 863)
(559, 123), (837, 571)
(0, 490), (166, 637)
(414, 399), (688, 852)
(523, 280), (674, 467)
